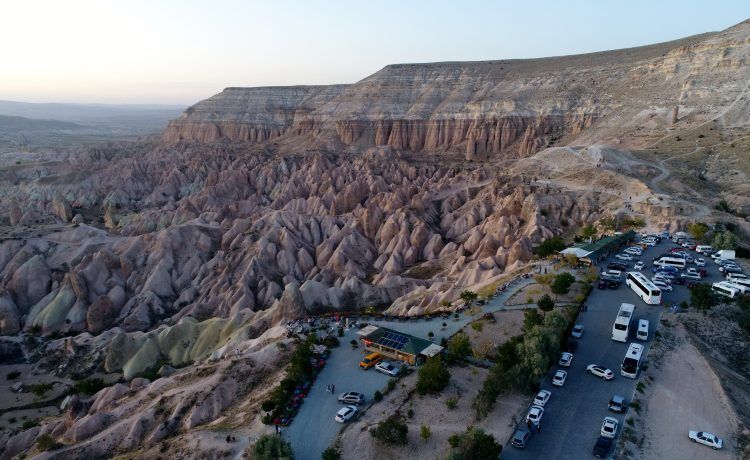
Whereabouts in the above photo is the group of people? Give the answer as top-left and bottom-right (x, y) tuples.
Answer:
(326, 383), (336, 394)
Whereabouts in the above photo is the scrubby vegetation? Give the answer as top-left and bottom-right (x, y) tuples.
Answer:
(447, 427), (502, 460)
(416, 356), (450, 395)
(73, 378), (106, 395)
(533, 236), (566, 257)
(251, 434), (294, 459)
(370, 415), (408, 446)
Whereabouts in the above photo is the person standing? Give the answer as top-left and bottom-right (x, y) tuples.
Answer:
(331, 384), (335, 393)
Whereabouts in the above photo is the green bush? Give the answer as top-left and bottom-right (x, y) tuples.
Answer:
(420, 424), (432, 440)
(536, 294), (555, 313)
(373, 390), (383, 402)
(533, 236), (566, 257)
(251, 433), (294, 460)
(416, 356), (450, 395)
(321, 447), (340, 460)
(386, 379), (397, 393)
(551, 273), (576, 297)
(690, 284), (715, 311)
(73, 378), (106, 395)
(6, 371), (20, 380)
(21, 419), (39, 430)
(30, 383), (53, 397)
(446, 332), (472, 362)
(36, 434), (59, 451)
(445, 396), (459, 409)
(370, 416), (408, 446)
(447, 427), (502, 460)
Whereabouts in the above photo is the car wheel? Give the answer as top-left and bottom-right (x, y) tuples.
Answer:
(691, 439), (696, 443)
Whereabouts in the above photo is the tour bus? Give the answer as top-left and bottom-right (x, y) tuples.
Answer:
(653, 256), (686, 270)
(612, 303), (636, 342)
(711, 282), (740, 299)
(626, 272), (662, 305)
(621, 342), (645, 378)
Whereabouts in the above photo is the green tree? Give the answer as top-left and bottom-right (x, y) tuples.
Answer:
(370, 416), (408, 446)
(580, 225), (597, 240)
(599, 216), (617, 232)
(460, 290), (478, 305)
(690, 284), (715, 311)
(251, 434), (294, 460)
(687, 222), (710, 242)
(420, 424), (432, 441)
(522, 309), (543, 332)
(446, 332), (472, 361)
(536, 294), (555, 313)
(416, 356), (450, 395)
(712, 231), (737, 250)
(447, 427), (502, 460)
(321, 447), (340, 460)
(550, 272), (576, 298)
(533, 236), (566, 257)
(36, 434), (59, 452)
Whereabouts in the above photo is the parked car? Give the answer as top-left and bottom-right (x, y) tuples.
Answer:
(624, 247), (642, 256)
(652, 275), (672, 285)
(606, 279), (621, 289)
(695, 258), (705, 267)
(559, 352), (573, 367)
(571, 324), (584, 338)
(375, 361), (400, 377)
(525, 405), (544, 425)
(552, 370), (567, 386)
(359, 352), (381, 369)
(681, 272), (701, 281)
(608, 395), (627, 413)
(688, 431), (723, 450)
(586, 364), (614, 380)
(634, 261), (645, 270)
(656, 265), (679, 274)
(337, 392), (366, 405)
(615, 254), (635, 262)
(563, 339), (579, 353)
(533, 389), (551, 406)
(334, 405), (358, 423)
(592, 436), (613, 458)
(607, 262), (628, 271)
(653, 270), (675, 280)
(511, 427), (531, 448)
(601, 417), (619, 438)
(673, 276), (686, 285)
(652, 280), (673, 292)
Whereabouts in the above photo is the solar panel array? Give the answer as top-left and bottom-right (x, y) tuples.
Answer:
(377, 331), (409, 351)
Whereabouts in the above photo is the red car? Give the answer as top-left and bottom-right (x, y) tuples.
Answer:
(670, 247), (685, 253)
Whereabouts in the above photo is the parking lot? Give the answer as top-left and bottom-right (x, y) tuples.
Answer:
(285, 277), (534, 459)
(503, 237), (728, 459)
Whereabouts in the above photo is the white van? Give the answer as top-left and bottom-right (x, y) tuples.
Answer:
(636, 320), (649, 341)
(725, 281), (750, 294)
(695, 245), (713, 254)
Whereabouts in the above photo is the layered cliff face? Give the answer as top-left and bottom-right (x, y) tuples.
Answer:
(164, 20), (750, 157)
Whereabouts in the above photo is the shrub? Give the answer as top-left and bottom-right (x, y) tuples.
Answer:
(251, 434), (294, 460)
(370, 416), (408, 446)
(321, 447), (340, 460)
(428, 331), (435, 339)
(73, 378), (106, 395)
(386, 379), (397, 393)
(37, 434), (59, 451)
(636, 382), (645, 393)
(690, 283), (715, 311)
(416, 356), (450, 395)
(533, 236), (566, 257)
(446, 332), (472, 362)
(407, 408), (414, 418)
(420, 424), (432, 441)
(471, 321), (483, 332)
(550, 273), (576, 297)
(446, 396), (459, 409)
(261, 400), (276, 413)
(6, 371), (20, 380)
(447, 427), (502, 460)
(373, 390), (383, 402)
(629, 400), (641, 412)
(626, 417), (634, 426)
(30, 383), (53, 397)
(349, 339), (358, 348)
(536, 294), (555, 313)
(21, 419), (39, 430)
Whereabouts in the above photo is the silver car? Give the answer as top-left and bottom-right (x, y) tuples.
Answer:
(337, 392), (365, 405)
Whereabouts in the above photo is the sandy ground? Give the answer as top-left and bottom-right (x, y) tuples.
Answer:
(633, 321), (740, 460)
(336, 310), (527, 459)
(465, 310), (524, 359)
(505, 281), (584, 306)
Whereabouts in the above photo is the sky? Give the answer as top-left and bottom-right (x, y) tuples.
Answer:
(1, 0), (748, 105)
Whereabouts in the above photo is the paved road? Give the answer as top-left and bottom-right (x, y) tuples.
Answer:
(503, 239), (726, 459)
(284, 276), (537, 459)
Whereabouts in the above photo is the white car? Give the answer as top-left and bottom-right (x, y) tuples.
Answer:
(571, 324), (584, 339)
(559, 352), (573, 367)
(624, 247), (642, 256)
(375, 361), (400, 377)
(652, 275), (671, 285)
(525, 405), (544, 425)
(586, 364), (614, 380)
(334, 405), (358, 423)
(688, 431), (723, 450)
(634, 261), (645, 270)
(642, 239), (657, 247)
(615, 254), (635, 262)
(601, 417), (619, 438)
(552, 370), (567, 386)
(681, 272), (701, 281)
(695, 258), (705, 267)
(652, 280), (672, 292)
(533, 389), (551, 406)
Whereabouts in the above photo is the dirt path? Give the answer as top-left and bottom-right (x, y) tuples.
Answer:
(635, 321), (740, 460)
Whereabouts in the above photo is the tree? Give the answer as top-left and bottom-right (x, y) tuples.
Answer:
(712, 231), (737, 250)
(599, 216), (617, 232)
(550, 273), (576, 298)
(251, 434), (294, 460)
(420, 424), (432, 441)
(533, 236), (566, 257)
(261, 400), (276, 413)
(536, 294), (555, 313)
(321, 448), (340, 460)
(370, 416), (408, 446)
(533, 273), (554, 288)
(688, 222), (710, 242)
(446, 332), (472, 361)
(428, 331), (435, 340)
(460, 290), (478, 305)
(523, 309), (543, 332)
(580, 225), (597, 240)
(447, 427), (502, 460)
(416, 356), (450, 395)
(36, 434), (59, 452)
(690, 284), (715, 311)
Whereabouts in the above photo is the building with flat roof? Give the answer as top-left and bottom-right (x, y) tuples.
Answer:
(561, 230), (636, 264)
(356, 325), (443, 365)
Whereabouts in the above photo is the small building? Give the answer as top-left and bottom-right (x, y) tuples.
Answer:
(561, 230), (636, 265)
(356, 326), (443, 365)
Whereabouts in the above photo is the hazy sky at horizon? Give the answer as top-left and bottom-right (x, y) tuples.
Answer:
(2, 0), (748, 105)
